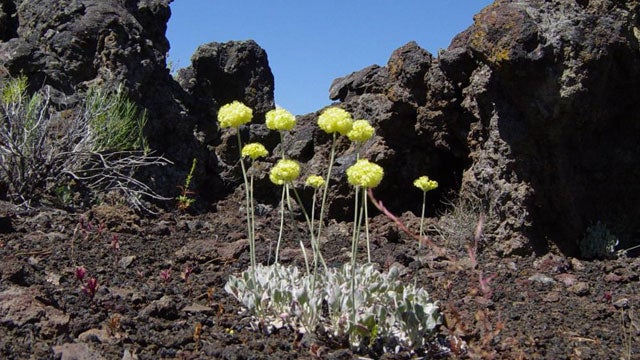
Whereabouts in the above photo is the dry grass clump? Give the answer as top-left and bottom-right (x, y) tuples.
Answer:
(431, 196), (486, 250)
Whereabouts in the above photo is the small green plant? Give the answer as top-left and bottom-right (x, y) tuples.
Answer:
(84, 84), (149, 153)
(218, 102), (441, 353)
(177, 158), (197, 211)
(579, 221), (619, 259)
(225, 262), (441, 351)
(413, 176), (439, 248)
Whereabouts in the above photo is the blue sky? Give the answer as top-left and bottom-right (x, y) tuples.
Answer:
(166, 1), (493, 115)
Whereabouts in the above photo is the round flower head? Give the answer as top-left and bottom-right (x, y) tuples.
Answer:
(241, 143), (268, 160)
(217, 101), (253, 129)
(414, 176), (438, 192)
(305, 175), (325, 189)
(317, 107), (353, 135)
(347, 119), (375, 142)
(265, 108), (296, 131)
(269, 159), (301, 185)
(346, 159), (384, 188)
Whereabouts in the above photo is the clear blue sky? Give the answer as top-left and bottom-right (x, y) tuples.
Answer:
(166, 1), (493, 115)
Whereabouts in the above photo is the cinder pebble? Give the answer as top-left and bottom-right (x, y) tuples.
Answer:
(613, 298), (629, 309)
(528, 273), (556, 285)
(567, 282), (590, 296)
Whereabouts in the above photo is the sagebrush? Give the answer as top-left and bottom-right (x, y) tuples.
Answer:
(0, 76), (170, 210)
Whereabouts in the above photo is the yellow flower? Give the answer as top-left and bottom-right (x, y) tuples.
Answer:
(346, 159), (384, 188)
(241, 143), (268, 160)
(217, 101), (253, 129)
(347, 119), (374, 142)
(305, 175), (325, 189)
(265, 108), (296, 131)
(269, 159), (301, 185)
(317, 107), (353, 135)
(413, 176), (438, 192)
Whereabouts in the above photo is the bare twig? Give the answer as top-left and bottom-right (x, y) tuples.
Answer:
(367, 189), (448, 258)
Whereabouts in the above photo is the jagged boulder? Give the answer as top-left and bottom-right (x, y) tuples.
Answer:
(322, 0), (640, 256)
(176, 40), (275, 120)
(0, 0), (171, 96)
(452, 0), (640, 255)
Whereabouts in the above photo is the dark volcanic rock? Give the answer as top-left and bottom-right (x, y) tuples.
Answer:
(321, 0), (640, 255)
(0, 0), (18, 41)
(174, 40), (276, 192)
(0, 0), (171, 95)
(453, 0), (640, 255)
(176, 40), (275, 120)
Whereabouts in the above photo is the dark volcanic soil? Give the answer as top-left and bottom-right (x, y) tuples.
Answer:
(0, 194), (638, 359)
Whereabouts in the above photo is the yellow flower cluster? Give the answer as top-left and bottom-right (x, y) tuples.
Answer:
(305, 175), (325, 189)
(317, 107), (353, 135)
(346, 159), (384, 188)
(269, 159), (301, 185)
(265, 108), (296, 131)
(413, 176), (438, 192)
(347, 119), (374, 142)
(217, 101), (253, 129)
(241, 143), (268, 160)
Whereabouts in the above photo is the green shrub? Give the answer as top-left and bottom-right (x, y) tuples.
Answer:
(84, 85), (148, 153)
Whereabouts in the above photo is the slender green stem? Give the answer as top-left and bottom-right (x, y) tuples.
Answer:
(309, 189), (328, 273)
(285, 183), (310, 275)
(290, 185), (327, 274)
(350, 185), (361, 326)
(308, 187), (319, 314)
(418, 191), (426, 249)
(363, 188), (371, 263)
(236, 131), (255, 278)
(249, 171), (256, 260)
(310, 189), (317, 245)
(274, 186), (286, 264)
(316, 133), (337, 241)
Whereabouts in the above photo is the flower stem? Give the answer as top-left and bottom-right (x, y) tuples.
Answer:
(274, 186), (286, 264)
(285, 183), (310, 275)
(316, 133), (337, 241)
(290, 185), (327, 274)
(236, 131), (256, 279)
(363, 188), (371, 263)
(249, 171), (256, 260)
(350, 185), (363, 326)
(418, 191), (426, 249)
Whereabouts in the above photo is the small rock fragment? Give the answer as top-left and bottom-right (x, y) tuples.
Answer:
(604, 273), (626, 283)
(567, 282), (590, 296)
(78, 328), (112, 343)
(543, 291), (561, 302)
(613, 298), (629, 309)
(555, 273), (578, 287)
(528, 273), (556, 285)
(183, 304), (214, 314)
(52, 342), (104, 360)
(570, 258), (585, 271)
(118, 255), (136, 269)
